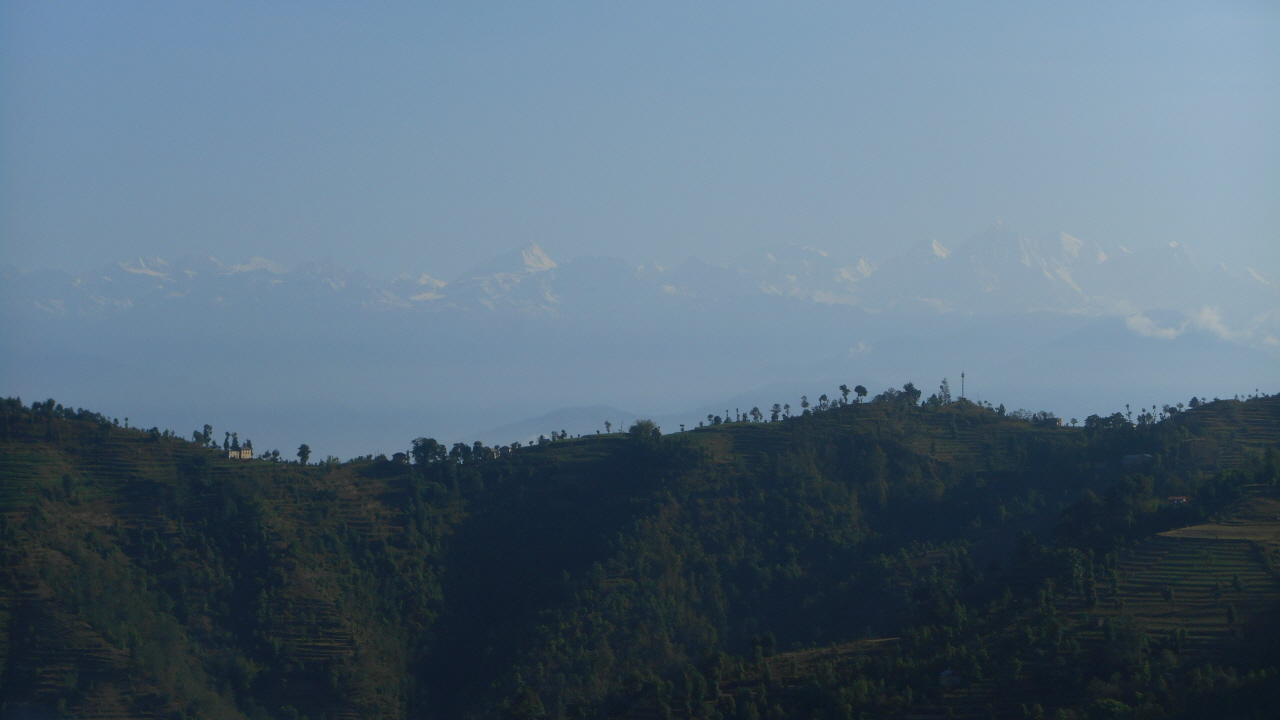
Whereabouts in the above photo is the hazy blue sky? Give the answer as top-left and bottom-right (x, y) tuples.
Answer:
(2, 2), (1277, 279)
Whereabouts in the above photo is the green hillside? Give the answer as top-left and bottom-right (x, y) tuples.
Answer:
(1, 389), (1278, 719)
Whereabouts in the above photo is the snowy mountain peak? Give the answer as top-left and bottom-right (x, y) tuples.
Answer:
(521, 244), (556, 273)
(118, 257), (173, 280)
(1059, 232), (1083, 258)
(228, 257), (288, 275)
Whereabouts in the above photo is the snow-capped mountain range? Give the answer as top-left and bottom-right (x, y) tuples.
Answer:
(6, 224), (1277, 348)
(2, 224), (1276, 458)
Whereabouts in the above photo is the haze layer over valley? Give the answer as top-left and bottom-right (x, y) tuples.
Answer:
(3, 224), (1275, 458)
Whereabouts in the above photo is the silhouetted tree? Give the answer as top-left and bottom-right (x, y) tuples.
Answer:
(412, 437), (444, 465)
(770, 404), (782, 421)
(296, 444), (311, 465)
(924, 379), (954, 409)
(192, 424), (213, 445)
(902, 382), (921, 405)
(628, 419), (661, 442)
(839, 384), (850, 405)
(855, 385), (868, 402)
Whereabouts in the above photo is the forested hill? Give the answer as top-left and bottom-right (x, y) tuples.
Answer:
(1, 391), (1278, 720)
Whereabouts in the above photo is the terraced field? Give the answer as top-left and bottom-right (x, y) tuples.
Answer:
(0, 423), (425, 719)
(1161, 495), (1280, 548)
(1102, 495), (1280, 639)
(940, 494), (1280, 718)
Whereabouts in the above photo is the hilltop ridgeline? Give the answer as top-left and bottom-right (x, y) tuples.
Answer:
(1, 389), (1279, 720)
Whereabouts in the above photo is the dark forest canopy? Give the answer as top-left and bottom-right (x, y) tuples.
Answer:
(1, 388), (1278, 720)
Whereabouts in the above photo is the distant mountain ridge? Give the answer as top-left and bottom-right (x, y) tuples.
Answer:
(473, 405), (640, 446)
(6, 225), (1276, 348)
(3, 224), (1277, 458)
